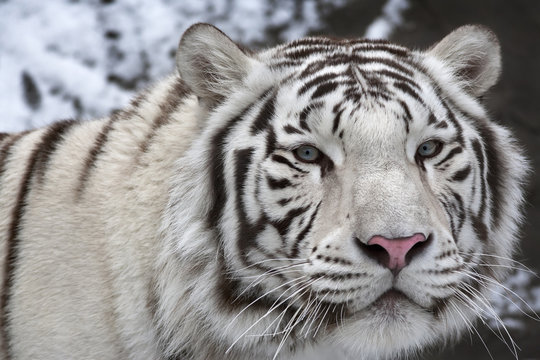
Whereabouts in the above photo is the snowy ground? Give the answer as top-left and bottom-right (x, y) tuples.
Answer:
(1, 0), (538, 359)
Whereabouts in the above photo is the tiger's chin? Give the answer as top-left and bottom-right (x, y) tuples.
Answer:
(331, 290), (441, 359)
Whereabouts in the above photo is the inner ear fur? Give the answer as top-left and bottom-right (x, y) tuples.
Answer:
(176, 23), (252, 108)
(428, 25), (501, 97)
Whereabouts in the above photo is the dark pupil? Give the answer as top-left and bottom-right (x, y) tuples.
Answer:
(304, 149), (312, 157)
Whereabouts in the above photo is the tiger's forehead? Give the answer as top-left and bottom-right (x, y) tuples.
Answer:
(258, 37), (438, 144)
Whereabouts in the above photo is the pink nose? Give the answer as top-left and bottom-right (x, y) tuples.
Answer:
(367, 233), (427, 271)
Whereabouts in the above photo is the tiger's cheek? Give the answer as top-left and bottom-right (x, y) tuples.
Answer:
(425, 149), (482, 250)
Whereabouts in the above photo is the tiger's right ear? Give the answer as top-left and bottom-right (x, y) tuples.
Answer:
(176, 23), (252, 108)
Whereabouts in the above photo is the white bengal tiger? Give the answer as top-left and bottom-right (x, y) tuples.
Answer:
(0, 23), (529, 360)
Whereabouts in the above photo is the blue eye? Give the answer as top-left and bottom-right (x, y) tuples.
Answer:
(417, 140), (442, 158)
(294, 145), (321, 163)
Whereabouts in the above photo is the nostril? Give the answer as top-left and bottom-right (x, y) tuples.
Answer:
(405, 234), (432, 265)
(355, 233), (429, 272)
(354, 237), (389, 267)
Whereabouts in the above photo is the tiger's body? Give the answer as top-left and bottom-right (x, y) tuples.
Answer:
(0, 24), (528, 360)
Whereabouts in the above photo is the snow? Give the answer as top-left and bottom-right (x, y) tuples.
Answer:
(364, 0), (410, 39)
(0, 0), (347, 132)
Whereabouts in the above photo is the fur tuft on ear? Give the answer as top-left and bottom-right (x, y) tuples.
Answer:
(176, 23), (252, 107)
(428, 25), (501, 97)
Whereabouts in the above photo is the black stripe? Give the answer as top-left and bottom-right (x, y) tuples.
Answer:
(138, 79), (188, 157)
(270, 206), (310, 237)
(472, 215), (488, 243)
(267, 176), (293, 190)
(351, 44), (409, 58)
(394, 81), (423, 104)
(271, 154), (308, 174)
(286, 38), (337, 48)
(311, 81), (339, 99)
(1, 123), (77, 358)
(375, 69), (419, 90)
(451, 165), (471, 182)
(250, 93), (276, 134)
(299, 61), (326, 79)
(474, 122), (504, 226)
(0, 133), (9, 144)
(471, 139), (487, 218)
(398, 100), (411, 133)
(298, 73), (339, 96)
(290, 203), (320, 258)
(207, 98), (262, 230)
(434, 120), (448, 129)
(427, 113), (437, 125)
(332, 109), (343, 134)
(451, 191), (466, 235)
(283, 125), (303, 135)
(265, 126), (277, 157)
(442, 102), (465, 145)
(434, 147), (463, 167)
(76, 118), (115, 199)
(277, 198), (292, 206)
(34, 120), (77, 186)
(299, 103), (323, 132)
(283, 46), (331, 60)
(354, 56), (414, 77)
(234, 148), (260, 258)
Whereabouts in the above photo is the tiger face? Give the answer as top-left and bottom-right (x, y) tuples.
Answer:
(168, 24), (527, 358)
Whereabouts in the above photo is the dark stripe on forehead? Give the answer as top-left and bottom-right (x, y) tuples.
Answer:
(332, 109), (344, 134)
(283, 124), (303, 135)
(76, 117), (115, 200)
(375, 69), (420, 90)
(351, 44), (410, 58)
(251, 93), (276, 135)
(1, 122), (79, 358)
(34, 120), (77, 186)
(354, 56), (414, 77)
(428, 113), (437, 125)
(285, 37), (338, 48)
(398, 100), (411, 133)
(434, 120), (448, 129)
(394, 81), (423, 104)
(298, 73), (340, 96)
(0, 133), (8, 144)
(311, 81), (339, 99)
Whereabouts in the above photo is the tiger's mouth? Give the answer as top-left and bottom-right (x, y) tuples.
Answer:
(370, 288), (411, 312)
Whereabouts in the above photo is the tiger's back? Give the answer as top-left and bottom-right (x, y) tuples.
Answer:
(0, 77), (199, 359)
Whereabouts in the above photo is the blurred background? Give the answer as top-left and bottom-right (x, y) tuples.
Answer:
(0, 0), (538, 359)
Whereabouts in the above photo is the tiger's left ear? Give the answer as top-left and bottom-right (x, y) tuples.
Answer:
(176, 23), (253, 108)
(428, 25), (501, 97)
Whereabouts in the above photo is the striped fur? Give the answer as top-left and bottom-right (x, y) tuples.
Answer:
(0, 24), (528, 360)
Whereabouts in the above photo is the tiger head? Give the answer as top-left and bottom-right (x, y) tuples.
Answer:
(164, 24), (528, 358)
